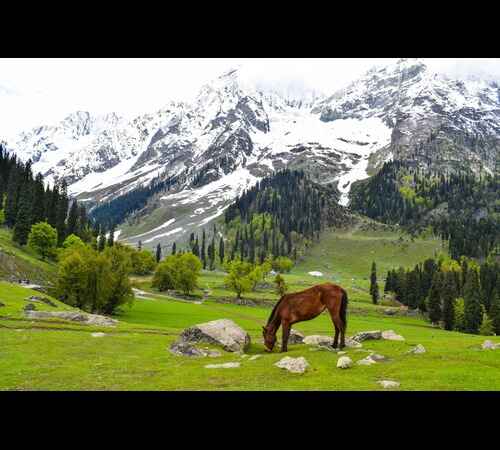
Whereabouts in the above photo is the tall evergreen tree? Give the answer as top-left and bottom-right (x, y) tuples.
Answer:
(201, 229), (206, 270)
(98, 227), (106, 252)
(370, 261), (379, 305)
(428, 272), (442, 325)
(55, 180), (69, 245)
(489, 288), (500, 336)
(172, 242), (177, 255)
(66, 200), (79, 237)
(107, 224), (115, 247)
(464, 269), (483, 334)
(219, 237), (225, 264)
(12, 184), (32, 245)
(4, 168), (20, 227)
(31, 173), (46, 225)
(442, 272), (456, 331)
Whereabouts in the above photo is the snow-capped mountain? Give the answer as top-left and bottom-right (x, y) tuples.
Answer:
(4, 59), (499, 250)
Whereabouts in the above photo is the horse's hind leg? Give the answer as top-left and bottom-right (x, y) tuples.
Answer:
(281, 321), (291, 353)
(327, 308), (343, 349)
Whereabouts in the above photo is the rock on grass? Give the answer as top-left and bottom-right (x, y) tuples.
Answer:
(275, 356), (309, 374)
(378, 380), (400, 389)
(205, 362), (240, 369)
(337, 356), (353, 369)
(407, 344), (426, 354)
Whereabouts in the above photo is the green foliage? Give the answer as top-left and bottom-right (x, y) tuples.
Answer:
(28, 222), (58, 260)
(464, 269), (483, 334)
(62, 234), (85, 249)
(274, 273), (288, 297)
(454, 298), (466, 332)
(490, 291), (500, 335)
(427, 272), (442, 325)
(442, 272), (456, 331)
(56, 243), (134, 314)
(152, 253), (202, 296)
(272, 256), (293, 273)
(223, 259), (253, 299)
(0, 208), (5, 225)
(370, 261), (379, 305)
(131, 249), (157, 275)
(479, 313), (495, 336)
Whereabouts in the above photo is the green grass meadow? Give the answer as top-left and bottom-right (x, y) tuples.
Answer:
(1, 228), (499, 391)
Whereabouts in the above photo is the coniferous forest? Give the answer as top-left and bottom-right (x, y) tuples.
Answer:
(222, 169), (350, 264)
(350, 160), (500, 259)
(0, 144), (92, 246)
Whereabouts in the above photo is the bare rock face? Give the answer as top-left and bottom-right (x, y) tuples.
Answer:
(24, 310), (118, 327)
(382, 330), (405, 341)
(275, 356), (309, 374)
(351, 330), (382, 342)
(288, 329), (305, 345)
(337, 356), (353, 369)
(178, 319), (250, 352)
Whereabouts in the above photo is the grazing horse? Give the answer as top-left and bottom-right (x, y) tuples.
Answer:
(262, 282), (348, 352)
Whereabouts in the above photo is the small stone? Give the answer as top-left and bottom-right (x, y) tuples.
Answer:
(357, 356), (377, 366)
(407, 344), (426, 354)
(303, 335), (334, 346)
(205, 362), (240, 369)
(275, 356), (309, 374)
(337, 356), (353, 369)
(369, 353), (388, 362)
(169, 341), (207, 357)
(337, 351), (347, 355)
(345, 337), (363, 348)
(91, 332), (106, 338)
(382, 330), (405, 341)
(249, 355), (261, 361)
(288, 329), (305, 344)
(351, 330), (382, 342)
(378, 380), (400, 389)
(383, 309), (397, 316)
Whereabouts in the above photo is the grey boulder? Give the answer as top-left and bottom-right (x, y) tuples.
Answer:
(275, 356), (309, 374)
(178, 319), (250, 352)
(288, 329), (305, 344)
(351, 330), (382, 342)
(24, 310), (118, 327)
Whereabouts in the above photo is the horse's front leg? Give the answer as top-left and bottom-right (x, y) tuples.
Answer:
(281, 321), (291, 353)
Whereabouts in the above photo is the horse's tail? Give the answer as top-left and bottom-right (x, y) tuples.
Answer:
(340, 289), (348, 328)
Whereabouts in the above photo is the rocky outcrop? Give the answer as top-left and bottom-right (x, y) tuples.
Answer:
(177, 319), (250, 352)
(24, 310), (118, 327)
(275, 356), (309, 374)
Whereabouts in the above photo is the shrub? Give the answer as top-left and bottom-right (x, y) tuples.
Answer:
(224, 259), (253, 299)
(131, 249), (157, 275)
(152, 253), (202, 295)
(479, 313), (495, 336)
(274, 273), (288, 297)
(272, 256), (293, 273)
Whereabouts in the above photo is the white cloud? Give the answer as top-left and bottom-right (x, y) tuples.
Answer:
(1, 58), (499, 137)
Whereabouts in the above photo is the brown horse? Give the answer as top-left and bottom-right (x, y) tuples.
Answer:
(262, 282), (348, 352)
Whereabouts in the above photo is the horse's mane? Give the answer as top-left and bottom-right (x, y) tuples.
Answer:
(266, 296), (285, 326)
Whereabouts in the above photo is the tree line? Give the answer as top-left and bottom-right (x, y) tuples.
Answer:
(382, 254), (500, 335)
(0, 145), (92, 248)
(350, 160), (499, 259)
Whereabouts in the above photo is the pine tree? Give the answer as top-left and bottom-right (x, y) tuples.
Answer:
(428, 272), (442, 325)
(370, 261), (379, 305)
(442, 272), (456, 330)
(219, 237), (225, 264)
(172, 242), (177, 255)
(156, 243), (162, 263)
(56, 180), (69, 245)
(464, 269), (483, 334)
(201, 229), (206, 270)
(31, 173), (46, 225)
(137, 240), (142, 251)
(489, 289), (500, 335)
(66, 200), (79, 237)
(12, 184), (32, 246)
(98, 227), (106, 252)
(4, 168), (20, 227)
(107, 224), (115, 247)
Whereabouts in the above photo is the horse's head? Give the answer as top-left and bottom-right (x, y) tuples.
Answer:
(262, 325), (276, 352)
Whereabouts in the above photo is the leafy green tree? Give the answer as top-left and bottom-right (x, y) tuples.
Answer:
(479, 313), (494, 336)
(63, 233), (85, 249)
(152, 256), (179, 291)
(102, 244), (134, 314)
(272, 256), (293, 273)
(248, 265), (264, 291)
(28, 222), (58, 260)
(464, 269), (482, 334)
(131, 249), (157, 275)
(370, 261), (379, 305)
(224, 259), (253, 299)
(274, 273), (288, 297)
(175, 253), (202, 295)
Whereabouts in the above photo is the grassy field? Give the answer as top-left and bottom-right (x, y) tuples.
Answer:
(1, 228), (498, 391)
(0, 227), (57, 284)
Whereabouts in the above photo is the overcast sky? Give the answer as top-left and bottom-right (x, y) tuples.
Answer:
(1, 58), (499, 137)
